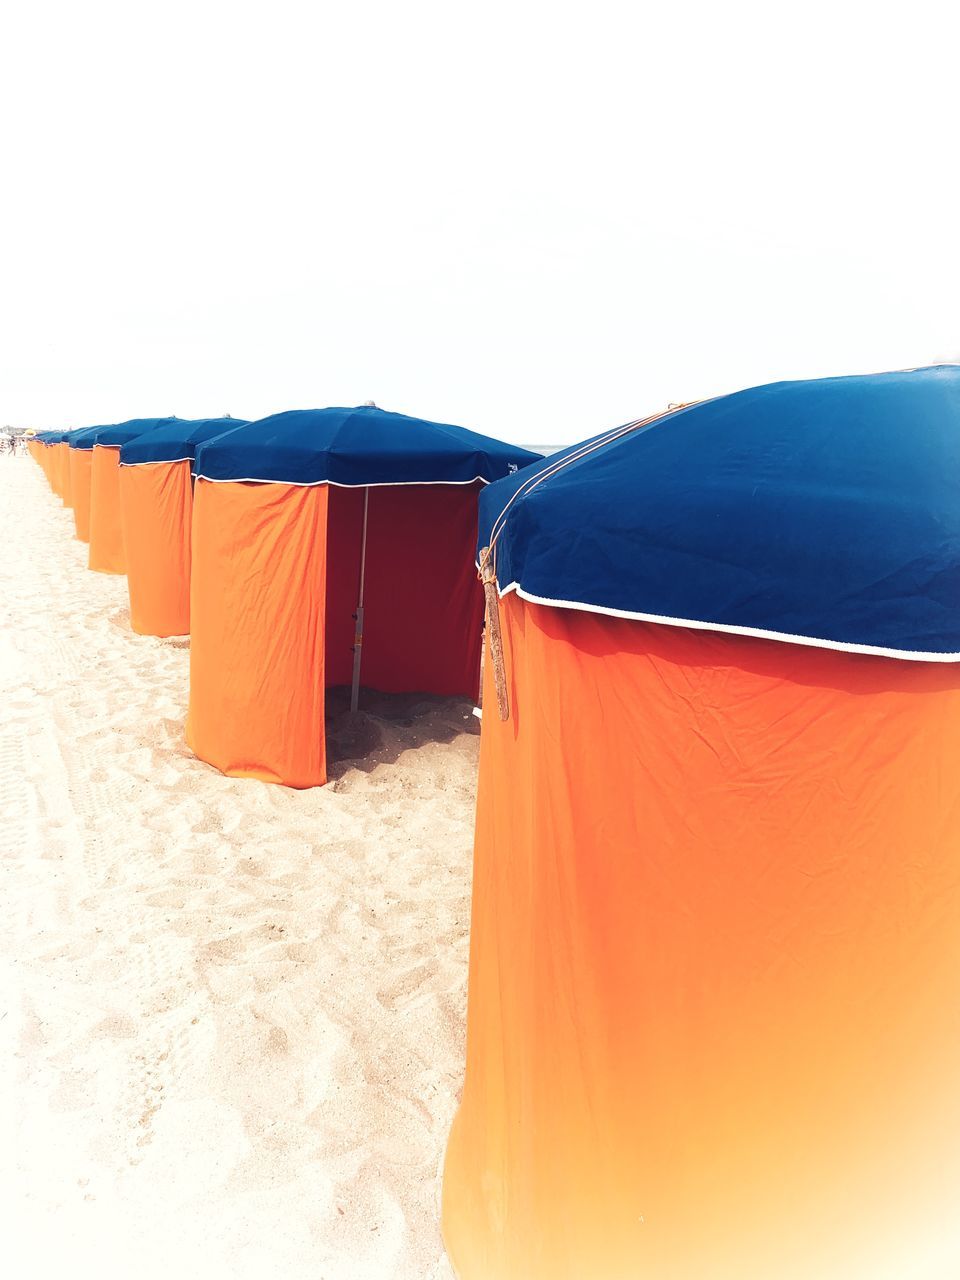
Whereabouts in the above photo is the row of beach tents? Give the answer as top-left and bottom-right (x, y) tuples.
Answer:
(28, 408), (540, 787)
(25, 367), (960, 1279)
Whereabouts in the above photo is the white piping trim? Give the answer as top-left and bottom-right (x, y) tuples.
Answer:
(492, 580), (960, 664)
(119, 456), (194, 467)
(192, 474), (494, 488)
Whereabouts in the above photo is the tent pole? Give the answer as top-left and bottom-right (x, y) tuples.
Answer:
(350, 487), (370, 713)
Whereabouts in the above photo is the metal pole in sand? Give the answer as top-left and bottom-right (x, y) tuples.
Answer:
(350, 486), (370, 713)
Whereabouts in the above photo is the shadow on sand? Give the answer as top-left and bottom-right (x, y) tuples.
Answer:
(323, 686), (480, 781)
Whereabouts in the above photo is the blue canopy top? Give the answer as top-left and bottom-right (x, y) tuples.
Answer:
(120, 417), (250, 468)
(68, 418), (183, 450)
(479, 365), (960, 662)
(67, 425), (111, 450)
(193, 406), (542, 487)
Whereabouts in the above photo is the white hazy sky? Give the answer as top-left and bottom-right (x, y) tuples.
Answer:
(1, 0), (958, 446)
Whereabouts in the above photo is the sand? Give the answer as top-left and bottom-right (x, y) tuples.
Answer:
(0, 456), (472, 1279)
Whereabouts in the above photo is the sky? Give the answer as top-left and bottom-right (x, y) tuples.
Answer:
(1, 0), (958, 446)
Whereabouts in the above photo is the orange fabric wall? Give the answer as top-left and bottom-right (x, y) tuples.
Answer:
(119, 460), (194, 636)
(48, 445), (62, 496)
(88, 446), (127, 573)
(70, 449), (93, 542)
(61, 443), (74, 508)
(324, 483), (484, 697)
(187, 479), (329, 788)
(443, 594), (960, 1280)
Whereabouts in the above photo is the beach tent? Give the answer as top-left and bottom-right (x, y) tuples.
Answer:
(187, 406), (541, 788)
(36, 430), (66, 496)
(36, 432), (53, 482)
(40, 431), (60, 494)
(26, 431), (42, 467)
(53, 431), (72, 498)
(442, 365), (960, 1280)
(41, 432), (60, 488)
(118, 416), (249, 636)
(39, 429), (80, 498)
(77, 418), (181, 572)
(67, 426), (99, 542)
(59, 430), (80, 508)
(31, 431), (52, 480)
(67, 423), (119, 543)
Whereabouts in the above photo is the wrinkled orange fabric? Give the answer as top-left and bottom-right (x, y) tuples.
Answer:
(88, 446), (127, 574)
(46, 444), (61, 496)
(61, 443), (74, 508)
(442, 593), (960, 1280)
(119, 460), (194, 636)
(70, 448), (93, 542)
(187, 479), (486, 789)
(187, 480), (329, 788)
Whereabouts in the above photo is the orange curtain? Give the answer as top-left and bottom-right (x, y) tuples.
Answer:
(61, 443), (74, 508)
(187, 480), (329, 788)
(88, 446), (127, 573)
(47, 445), (62, 496)
(443, 593), (960, 1280)
(119, 460), (194, 636)
(70, 449), (93, 542)
(188, 480), (485, 790)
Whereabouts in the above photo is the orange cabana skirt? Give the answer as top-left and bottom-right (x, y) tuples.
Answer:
(88, 445), (127, 573)
(70, 449), (93, 542)
(60, 442), (74, 509)
(187, 479), (485, 788)
(47, 445), (61, 496)
(119, 460), (195, 636)
(442, 593), (960, 1280)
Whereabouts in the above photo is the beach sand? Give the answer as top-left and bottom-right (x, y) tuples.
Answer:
(0, 456), (470, 1279)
